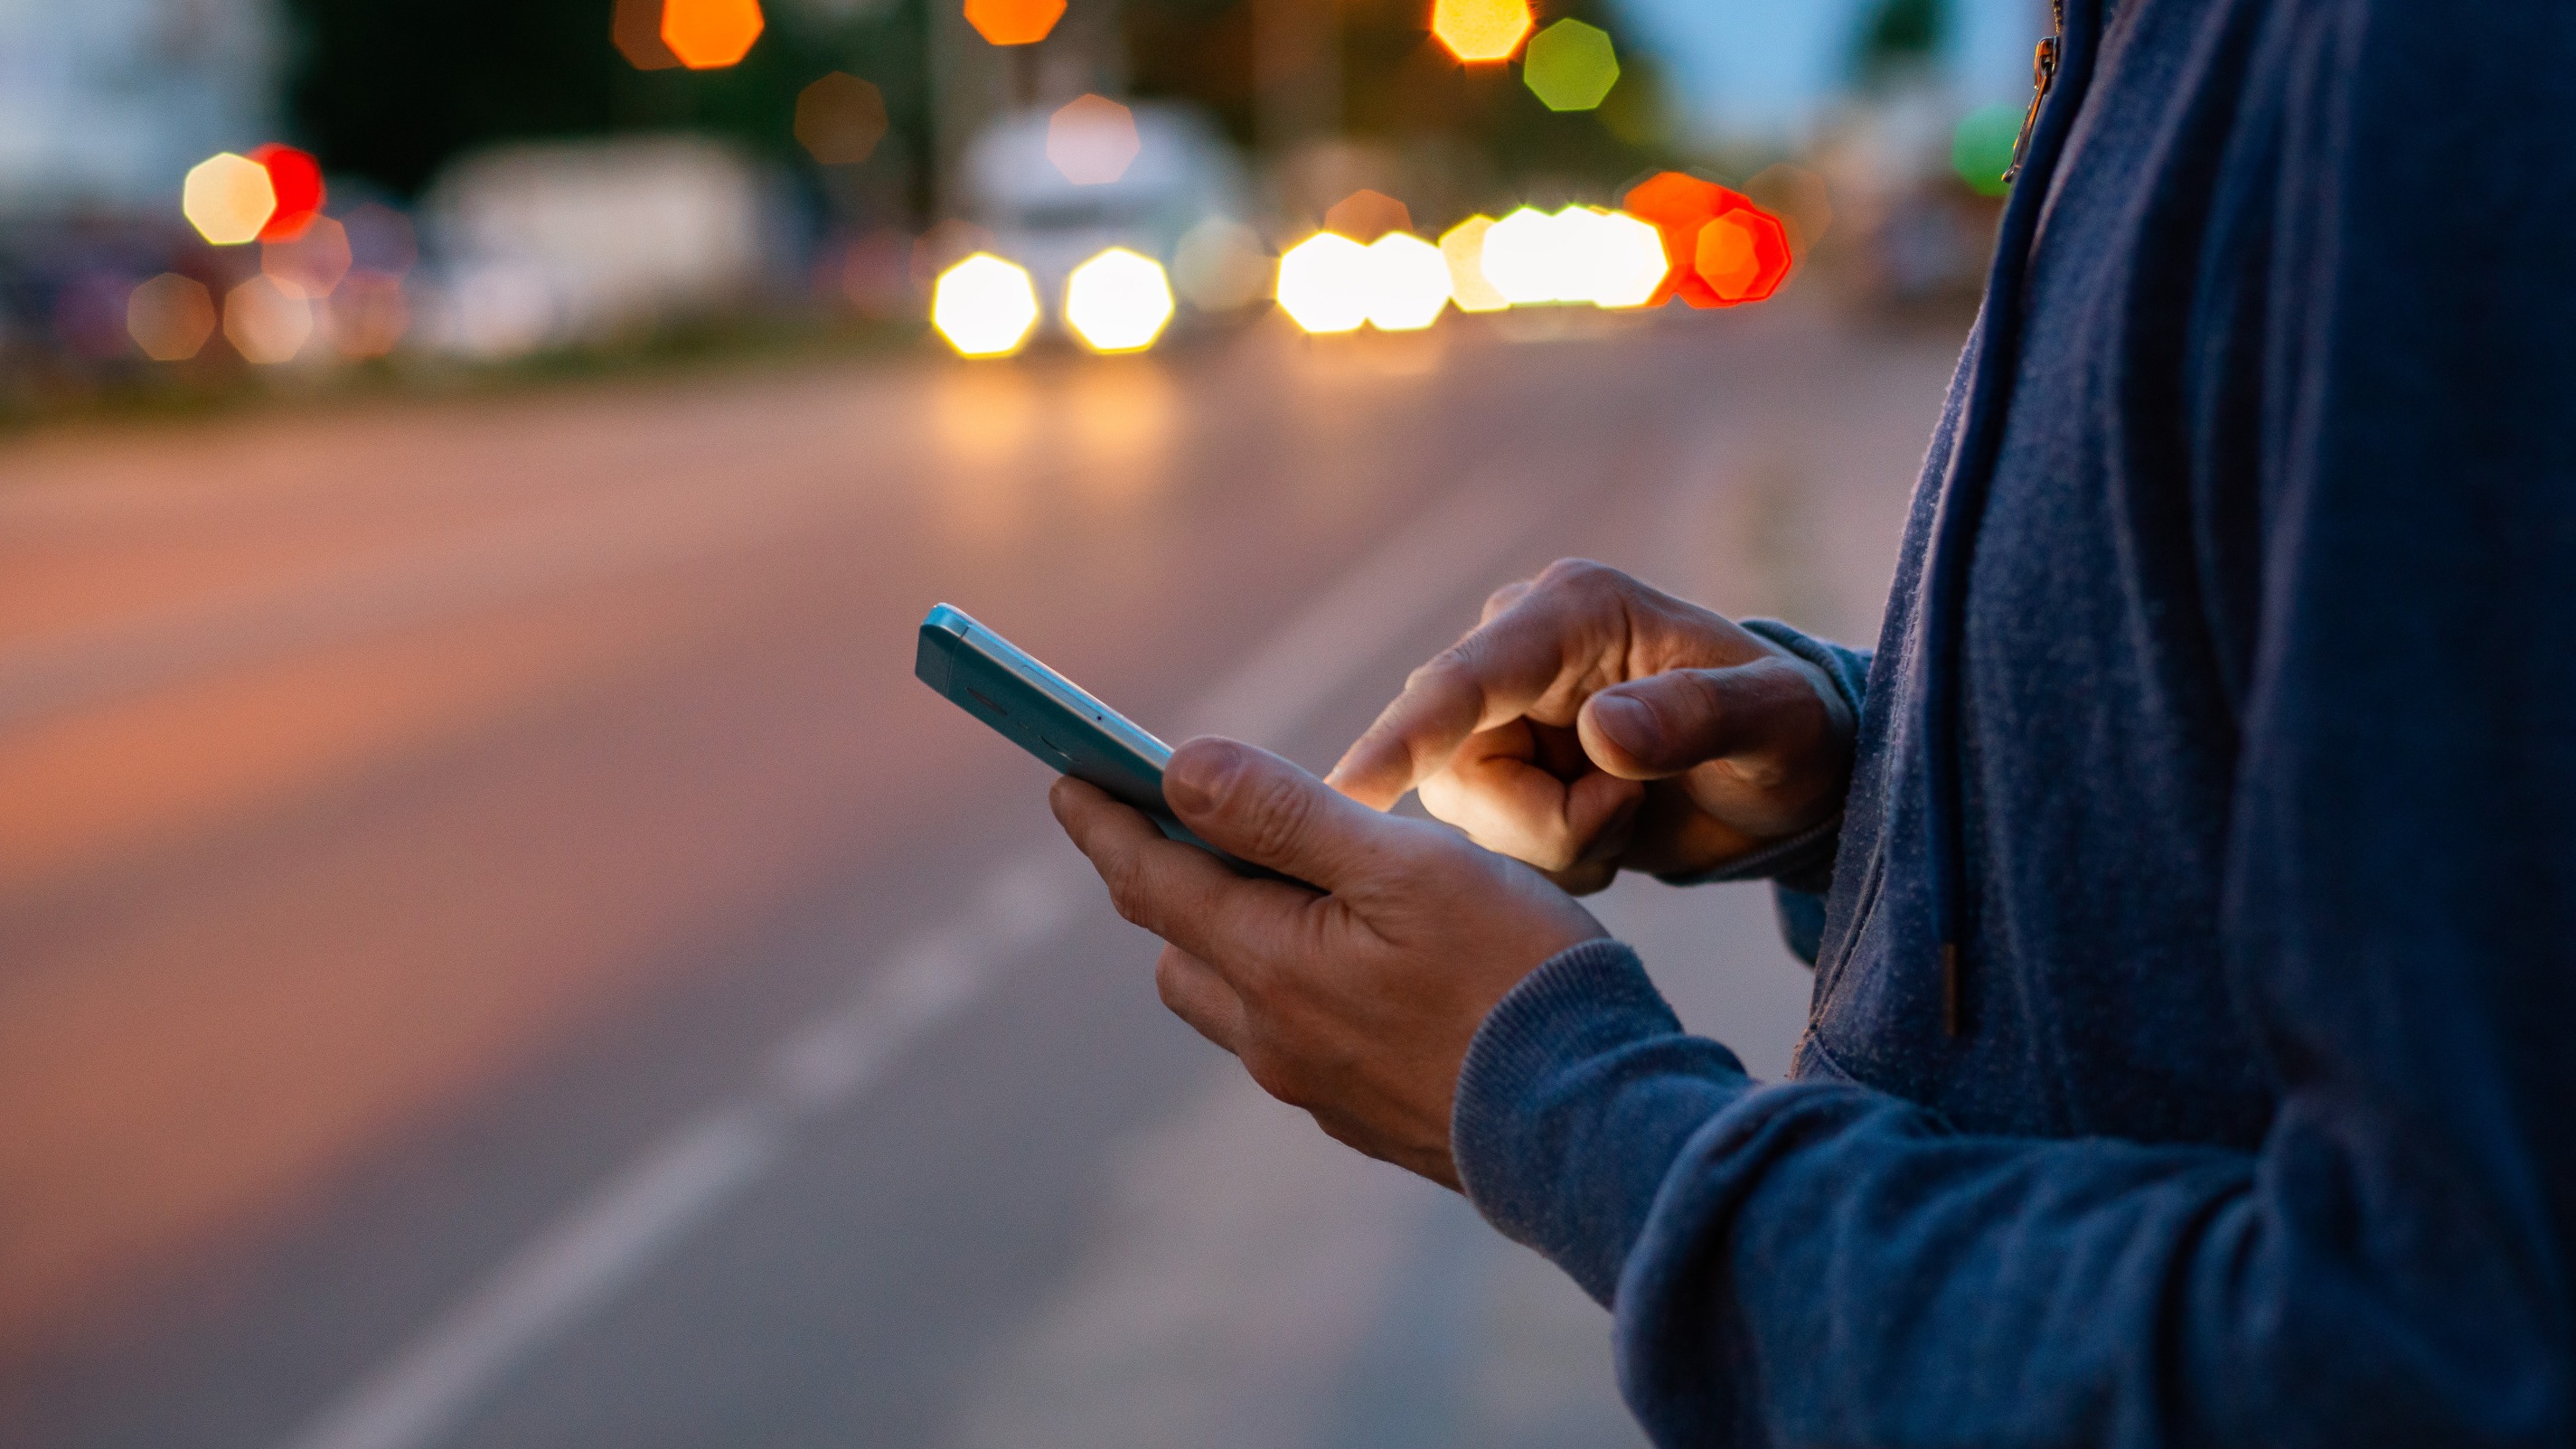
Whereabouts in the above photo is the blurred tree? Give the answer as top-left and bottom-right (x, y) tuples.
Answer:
(1120, 0), (1670, 202)
(1854, 0), (1948, 84)
(281, 0), (937, 217)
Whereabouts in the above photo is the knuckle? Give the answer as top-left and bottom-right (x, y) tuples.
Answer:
(1102, 854), (1153, 929)
(1152, 953), (1190, 1009)
(1410, 645), (1478, 693)
(1239, 772), (1316, 867)
(1537, 557), (1621, 600)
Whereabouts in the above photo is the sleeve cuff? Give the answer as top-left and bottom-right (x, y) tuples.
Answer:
(1451, 938), (1756, 1305)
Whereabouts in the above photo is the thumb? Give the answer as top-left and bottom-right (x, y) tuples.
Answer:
(1575, 658), (1812, 779)
(1166, 738), (1396, 893)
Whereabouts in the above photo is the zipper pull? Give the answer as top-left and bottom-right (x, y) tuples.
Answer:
(1999, 0), (2064, 183)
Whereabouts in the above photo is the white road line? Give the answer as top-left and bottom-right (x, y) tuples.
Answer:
(274, 464), (1559, 1449)
(279, 1110), (782, 1449)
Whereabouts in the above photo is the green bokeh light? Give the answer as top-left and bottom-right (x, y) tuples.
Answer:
(1952, 102), (2025, 196)
(1522, 19), (1620, 113)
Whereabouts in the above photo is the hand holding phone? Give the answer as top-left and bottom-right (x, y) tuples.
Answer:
(914, 604), (1286, 880)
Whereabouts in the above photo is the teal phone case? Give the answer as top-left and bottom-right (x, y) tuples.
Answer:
(915, 603), (1285, 880)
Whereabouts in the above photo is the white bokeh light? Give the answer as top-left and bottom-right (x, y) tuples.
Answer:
(1274, 233), (1371, 334)
(1063, 247), (1176, 353)
(932, 253), (1041, 358)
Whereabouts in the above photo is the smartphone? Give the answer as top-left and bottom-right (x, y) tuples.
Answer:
(915, 603), (1279, 878)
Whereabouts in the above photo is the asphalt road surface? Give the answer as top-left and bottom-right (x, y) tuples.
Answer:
(0, 306), (1962, 1449)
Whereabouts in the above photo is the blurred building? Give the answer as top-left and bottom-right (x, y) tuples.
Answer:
(0, 0), (280, 219)
(418, 136), (793, 356)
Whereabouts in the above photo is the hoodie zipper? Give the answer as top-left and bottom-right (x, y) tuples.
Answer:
(2001, 0), (2065, 184)
(1913, 0), (2093, 1039)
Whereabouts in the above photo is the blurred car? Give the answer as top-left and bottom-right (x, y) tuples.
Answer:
(959, 102), (1255, 335)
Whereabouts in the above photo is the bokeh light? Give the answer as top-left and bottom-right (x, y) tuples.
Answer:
(127, 275), (218, 362)
(1361, 233), (1451, 331)
(931, 253), (1040, 357)
(613, 0), (683, 69)
(1622, 170), (1725, 307)
(1438, 217), (1509, 313)
(1323, 189), (1412, 243)
(322, 272), (410, 359)
(796, 73), (888, 165)
(1046, 95), (1142, 185)
(223, 277), (313, 364)
(1468, 205), (1669, 309)
(1476, 206), (1569, 305)
(1063, 248), (1175, 353)
(1953, 102), (2025, 197)
(662, 0), (765, 69)
(1431, 0), (1533, 62)
(249, 146), (325, 241)
(1622, 171), (1793, 309)
(1694, 207), (1792, 305)
(1521, 19), (1620, 111)
(263, 215), (352, 300)
(182, 153), (276, 246)
(1274, 233), (1370, 334)
(1172, 219), (1273, 311)
(1589, 211), (1669, 307)
(964, 0), (1066, 46)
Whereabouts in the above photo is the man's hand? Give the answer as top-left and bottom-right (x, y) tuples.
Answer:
(1050, 739), (1603, 1189)
(1326, 560), (1857, 893)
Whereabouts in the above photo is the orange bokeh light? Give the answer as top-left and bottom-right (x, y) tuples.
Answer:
(1695, 209), (1790, 305)
(796, 73), (889, 165)
(662, 0), (764, 69)
(127, 274), (219, 362)
(1431, 0), (1533, 62)
(613, 0), (683, 69)
(1324, 189), (1412, 242)
(1622, 171), (1793, 308)
(964, 0), (1066, 46)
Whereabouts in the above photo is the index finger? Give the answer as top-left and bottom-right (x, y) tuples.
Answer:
(1324, 585), (1614, 809)
(1048, 775), (1319, 985)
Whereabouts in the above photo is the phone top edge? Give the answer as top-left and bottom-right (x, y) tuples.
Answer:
(916, 603), (1174, 769)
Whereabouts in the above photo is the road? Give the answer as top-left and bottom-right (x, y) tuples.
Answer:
(0, 306), (1961, 1449)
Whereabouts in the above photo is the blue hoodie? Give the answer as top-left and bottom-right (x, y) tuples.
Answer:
(1447, 0), (2576, 1444)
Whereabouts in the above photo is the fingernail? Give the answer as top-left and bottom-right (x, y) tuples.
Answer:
(1165, 738), (1243, 815)
(1589, 692), (1655, 753)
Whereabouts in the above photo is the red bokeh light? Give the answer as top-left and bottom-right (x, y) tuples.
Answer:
(1620, 171), (1792, 308)
(250, 145), (325, 243)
